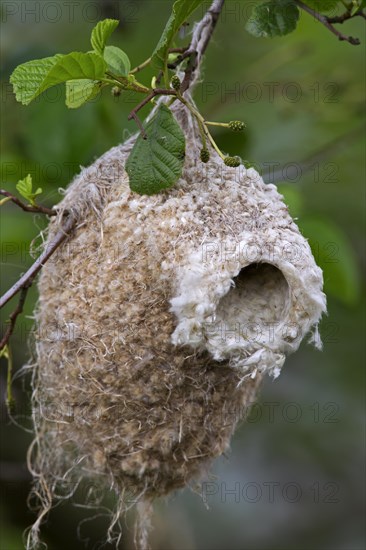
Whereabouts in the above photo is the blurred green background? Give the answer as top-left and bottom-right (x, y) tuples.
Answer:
(0, 1), (365, 549)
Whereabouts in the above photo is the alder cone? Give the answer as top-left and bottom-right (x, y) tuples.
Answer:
(32, 99), (326, 515)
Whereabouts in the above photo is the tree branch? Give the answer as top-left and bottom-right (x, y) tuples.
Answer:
(0, 190), (56, 216)
(0, 214), (76, 350)
(128, 1), (226, 126)
(181, 0), (226, 92)
(295, 1), (363, 45)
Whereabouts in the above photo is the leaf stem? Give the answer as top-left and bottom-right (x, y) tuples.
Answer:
(176, 93), (225, 159)
(101, 77), (123, 87)
(130, 57), (152, 74)
(129, 112), (148, 139)
(205, 130), (226, 160)
(105, 72), (150, 93)
(205, 121), (229, 128)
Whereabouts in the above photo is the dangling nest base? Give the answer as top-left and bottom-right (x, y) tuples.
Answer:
(29, 99), (326, 547)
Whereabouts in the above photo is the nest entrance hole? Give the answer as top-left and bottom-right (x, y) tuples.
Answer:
(215, 263), (290, 330)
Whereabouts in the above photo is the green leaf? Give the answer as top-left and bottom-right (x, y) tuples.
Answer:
(10, 54), (62, 105)
(11, 52), (107, 106)
(151, 0), (205, 71)
(16, 174), (32, 198)
(16, 174), (42, 205)
(91, 18), (119, 54)
(104, 45), (130, 76)
(42, 52), (107, 88)
(246, 0), (300, 38)
(65, 79), (101, 108)
(299, 217), (361, 306)
(349, 0), (365, 14)
(126, 104), (186, 195)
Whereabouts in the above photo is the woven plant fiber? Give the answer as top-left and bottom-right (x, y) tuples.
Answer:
(30, 97), (326, 545)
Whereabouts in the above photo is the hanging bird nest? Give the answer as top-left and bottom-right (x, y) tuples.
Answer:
(28, 97), (326, 547)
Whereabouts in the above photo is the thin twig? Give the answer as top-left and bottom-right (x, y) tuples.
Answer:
(127, 88), (177, 132)
(169, 46), (190, 54)
(0, 214), (76, 312)
(295, 1), (362, 45)
(328, 10), (366, 23)
(129, 57), (152, 75)
(0, 190), (56, 216)
(0, 287), (29, 350)
(129, 112), (148, 139)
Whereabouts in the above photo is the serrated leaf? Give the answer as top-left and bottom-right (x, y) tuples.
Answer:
(42, 52), (106, 89)
(299, 217), (361, 306)
(66, 79), (101, 108)
(10, 54), (62, 105)
(151, 0), (205, 71)
(91, 18), (119, 54)
(16, 174), (42, 204)
(11, 52), (107, 106)
(126, 104), (186, 195)
(104, 45), (130, 76)
(246, 0), (300, 38)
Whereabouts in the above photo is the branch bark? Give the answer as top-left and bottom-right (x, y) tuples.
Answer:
(0, 287), (29, 350)
(0, 214), (76, 350)
(295, 1), (362, 45)
(0, 214), (75, 310)
(182, 0), (226, 92)
(0, 190), (56, 216)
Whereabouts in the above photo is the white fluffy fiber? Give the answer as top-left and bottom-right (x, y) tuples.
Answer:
(169, 166), (326, 379)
